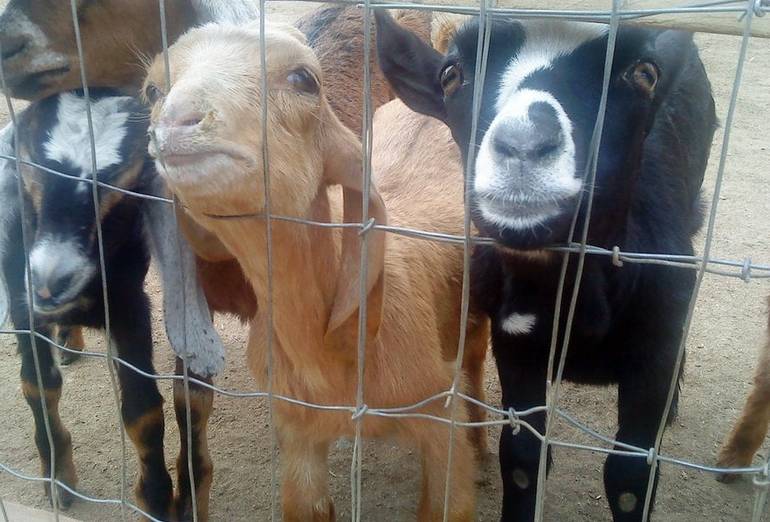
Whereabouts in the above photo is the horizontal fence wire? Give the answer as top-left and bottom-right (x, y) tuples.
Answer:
(0, 0), (768, 520)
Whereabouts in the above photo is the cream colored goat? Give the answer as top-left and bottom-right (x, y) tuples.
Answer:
(145, 23), (487, 520)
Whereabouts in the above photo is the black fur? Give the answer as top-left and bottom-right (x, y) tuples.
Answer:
(1, 89), (174, 517)
(376, 13), (717, 521)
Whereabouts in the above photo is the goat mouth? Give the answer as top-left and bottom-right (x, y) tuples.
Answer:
(33, 299), (79, 318)
(4, 66), (71, 93)
(476, 194), (565, 222)
(152, 144), (252, 170)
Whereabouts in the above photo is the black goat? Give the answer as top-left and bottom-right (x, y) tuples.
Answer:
(375, 14), (717, 521)
(0, 89), (213, 520)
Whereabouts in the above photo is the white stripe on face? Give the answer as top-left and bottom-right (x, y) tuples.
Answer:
(4, 7), (68, 72)
(496, 20), (608, 110)
(473, 21), (607, 231)
(44, 93), (131, 192)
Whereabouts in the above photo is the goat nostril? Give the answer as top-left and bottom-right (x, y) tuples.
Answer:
(493, 136), (520, 160)
(532, 141), (560, 159)
(179, 115), (204, 127)
(1, 40), (27, 61)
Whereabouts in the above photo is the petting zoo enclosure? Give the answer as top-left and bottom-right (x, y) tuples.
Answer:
(1, 0), (770, 521)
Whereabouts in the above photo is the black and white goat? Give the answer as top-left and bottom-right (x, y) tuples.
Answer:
(375, 14), (717, 521)
(0, 89), (217, 520)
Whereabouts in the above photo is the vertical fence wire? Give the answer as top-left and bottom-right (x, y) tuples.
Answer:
(0, 42), (61, 522)
(67, 1), (130, 518)
(351, 1), (375, 519)
(441, 1), (493, 520)
(533, 2), (623, 519)
(641, 1), (757, 519)
(0, 495), (7, 522)
(157, 1), (199, 521)
(256, 3), (280, 520)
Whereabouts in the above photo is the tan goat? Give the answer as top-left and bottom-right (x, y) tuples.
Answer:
(145, 23), (487, 520)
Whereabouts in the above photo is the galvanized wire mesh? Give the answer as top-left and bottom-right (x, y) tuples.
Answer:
(0, 0), (769, 521)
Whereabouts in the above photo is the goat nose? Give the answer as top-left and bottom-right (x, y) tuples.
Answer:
(32, 270), (74, 304)
(492, 102), (563, 162)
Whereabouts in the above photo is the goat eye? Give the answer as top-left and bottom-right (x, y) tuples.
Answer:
(628, 61), (659, 96)
(440, 63), (463, 97)
(287, 68), (319, 95)
(144, 84), (163, 105)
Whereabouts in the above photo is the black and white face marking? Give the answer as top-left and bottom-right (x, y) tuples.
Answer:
(17, 90), (149, 316)
(470, 21), (607, 235)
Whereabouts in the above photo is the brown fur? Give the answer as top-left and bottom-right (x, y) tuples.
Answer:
(716, 296), (770, 482)
(146, 25), (486, 520)
(295, 6), (432, 136)
(0, 0), (195, 101)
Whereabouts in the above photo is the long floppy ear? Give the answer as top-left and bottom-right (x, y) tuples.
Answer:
(321, 117), (387, 342)
(375, 9), (447, 120)
(174, 199), (235, 263)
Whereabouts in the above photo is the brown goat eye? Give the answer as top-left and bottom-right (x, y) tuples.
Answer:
(287, 68), (319, 95)
(440, 63), (463, 96)
(144, 84), (163, 104)
(628, 61), (659, 96)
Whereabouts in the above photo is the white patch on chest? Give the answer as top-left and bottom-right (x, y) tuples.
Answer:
(497, 20), (608, 112)
(501, 312), (537, 335)
(44, 93), (131, 191)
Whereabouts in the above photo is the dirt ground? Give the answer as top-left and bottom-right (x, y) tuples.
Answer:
(1, 3), (770, 521)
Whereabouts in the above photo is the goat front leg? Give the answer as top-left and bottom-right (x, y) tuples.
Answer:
(606, 358), (679, 522)
(18, 328), (78, 509)
(494, 351), (549, 522)
(56, 326), (84, 366)
(717, 329), (770, 482)
(110, 288), (174, 520)
(279, 432), (334, 522)
(410, 412), (477, 521)
(173, 357), (214, 522)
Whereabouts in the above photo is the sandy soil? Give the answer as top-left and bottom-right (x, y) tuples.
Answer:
(1, 3), (769, 521)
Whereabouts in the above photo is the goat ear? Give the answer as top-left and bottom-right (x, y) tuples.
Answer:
(375, 9), (447, 120)
(322, 119), (387, 342)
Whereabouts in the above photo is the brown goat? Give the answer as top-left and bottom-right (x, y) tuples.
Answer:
(716, 296), (770, 482)
(145, 23), (487, 520)
(1, 2), (437, 518)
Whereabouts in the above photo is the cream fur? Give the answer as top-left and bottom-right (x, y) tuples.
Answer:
(147, 23), (488, 521)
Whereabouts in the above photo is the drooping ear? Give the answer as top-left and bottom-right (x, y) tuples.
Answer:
(174, 199), (235, 263)
(374, 9), (447, 120)
(321, 116), (387, 342)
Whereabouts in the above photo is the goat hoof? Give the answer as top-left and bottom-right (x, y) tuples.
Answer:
(716, 451), (752, 483)
(46, 482), (75, 510)
(60, 350), (82, 366)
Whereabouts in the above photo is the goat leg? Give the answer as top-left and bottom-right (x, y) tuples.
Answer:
(717, 327), (770, 482)
(56, 326), (84, 366)
(279, 432), (334, 522)
(173, 357), (214, 522)
(110, 286), (174, 520)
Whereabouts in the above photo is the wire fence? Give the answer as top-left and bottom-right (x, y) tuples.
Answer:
(0, 0), (769, 521)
